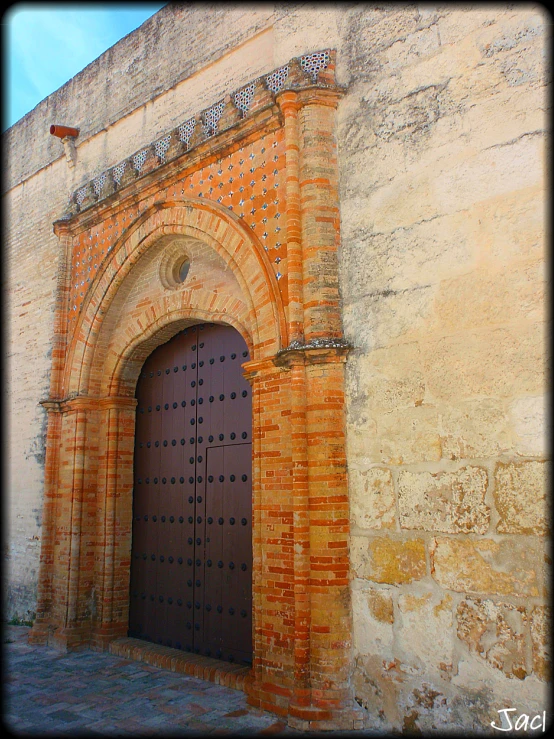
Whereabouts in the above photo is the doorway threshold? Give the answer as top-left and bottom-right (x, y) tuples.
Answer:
(109, 637), (252, 693)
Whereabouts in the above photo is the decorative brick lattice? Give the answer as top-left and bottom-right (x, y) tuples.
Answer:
(133, 150), (149, 173)
(202, 101), (226, 138)
(76, 186), (89, 207)
(265, 66), (289, 94)
(113, 161), (127, 186)
(300, 51), (330, 82)
(154, 135), (172, 162)
(234, 84), (256, 116)
(93, 173), (107, 198)
(67, 53), (335, 214)
(179, 118), (197, 148)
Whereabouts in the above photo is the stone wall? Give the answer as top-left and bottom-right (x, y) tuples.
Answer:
(338, 4), (549, 732)
(5, 3), (549, 732)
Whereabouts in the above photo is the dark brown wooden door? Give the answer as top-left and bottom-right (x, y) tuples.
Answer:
(129, 323), (253, 665)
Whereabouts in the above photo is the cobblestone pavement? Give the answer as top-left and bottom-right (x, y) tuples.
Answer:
(3, 626), (301, 736)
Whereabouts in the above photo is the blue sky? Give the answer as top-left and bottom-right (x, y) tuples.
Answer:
(3, 3), (166, 130)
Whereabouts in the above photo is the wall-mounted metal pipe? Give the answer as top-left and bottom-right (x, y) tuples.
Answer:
(50, 125), (80, 139)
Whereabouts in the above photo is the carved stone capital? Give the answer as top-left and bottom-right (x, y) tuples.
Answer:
(273, 338), (352, 368)
(40, 395), (137, 414)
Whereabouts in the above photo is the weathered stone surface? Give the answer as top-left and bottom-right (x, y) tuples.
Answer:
(456, 598), (528, 679)
(346, 342), (425, 413)
(439, 399), (512, 459)
(398, 466), (489, 534)
(343, 283), (436, 354)
(352, 585), (394, 657)
(430, 537), (539, 597)
(351, 654), (399, 732)
(510, 395), (549, 457)
(477, 186), (546, 266)
(341, 209), (478, 298)
(494, 460), (550, 535)
(396, 587), (454, 673)
(422, 323), (546, 401)
(351, 536), (426, 585)
(530, 605), (550, 682)
(384, 25), (441, 73)
(431, 259), (546, 332)
(347, 405), (442, 466)
(349, 467), (396, 530)
(366, 134), (543, 234)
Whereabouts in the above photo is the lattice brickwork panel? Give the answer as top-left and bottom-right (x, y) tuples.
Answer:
(68, 128), (287, 326)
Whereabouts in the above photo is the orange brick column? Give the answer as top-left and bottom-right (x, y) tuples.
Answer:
(279, 90), (304, 344)
(289, 360), (311, 710)
(244, 78), (359, 730)
(274, 347), (357, 731)
(49, 399), (95, 650)
(297, 88), (344, 342)
(91, 397), (137, 651)
(304, 351), (355, 729)
(28, 402), (63, 644)
(30, 220), (74, 646)
(244, 359), (295, 717)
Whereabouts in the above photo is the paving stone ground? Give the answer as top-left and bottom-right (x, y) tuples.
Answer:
(2, 626), (301, 736)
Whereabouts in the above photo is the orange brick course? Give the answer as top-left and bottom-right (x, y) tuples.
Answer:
(30, 52), (360, 730)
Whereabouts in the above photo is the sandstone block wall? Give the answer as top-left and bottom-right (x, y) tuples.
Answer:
(339, 4), (549, 732)
(5, 3), (548, 732)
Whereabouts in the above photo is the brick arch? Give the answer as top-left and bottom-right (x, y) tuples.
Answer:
(65, 198), (287, 397)
(104, 307), (252, 397)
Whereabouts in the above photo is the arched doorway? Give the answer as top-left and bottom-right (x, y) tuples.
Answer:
(129, 323), (253, 664)
(31, 63), (356, 724)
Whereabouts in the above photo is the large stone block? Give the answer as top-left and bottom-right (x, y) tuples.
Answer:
(459, 83), (546, 152)
(439, 399), (512, 459)
(476, 185), (546, 266)
(365, 132), (543, 234)
(494, 460), (550, 535)
(343, 284), (436, 354)
(396, 587), (454, 674)
(349, 466), (396, 530)
(341, 209), (478, 299)
(398, 466), (489, 534)
(430, 260), (546, 333)
(437, 8), (511, 47)
(430, 537), (539, 597)
(351, 584), (394, 658)
(456, 598), (528, 679)
(347, 405), (442, 466)
(530, 605), (551, 682)
(422, 323), (546, 401)
(510, 395), (549, 457)
(346, 342), (425, 414)
(351, 536), (426, 585)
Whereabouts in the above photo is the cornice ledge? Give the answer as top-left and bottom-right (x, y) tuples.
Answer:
(63, 49), (339, 222)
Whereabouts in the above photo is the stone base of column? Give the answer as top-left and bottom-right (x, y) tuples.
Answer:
(246, 679), (291, 717)
(28, 620), (51, 645)
(287, 702), (365, 731)
(90, 622), (129, 652)
(49, 625), (91, 652)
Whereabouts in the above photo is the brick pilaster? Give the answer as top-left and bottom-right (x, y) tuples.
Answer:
(297, 88), (344, 343)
